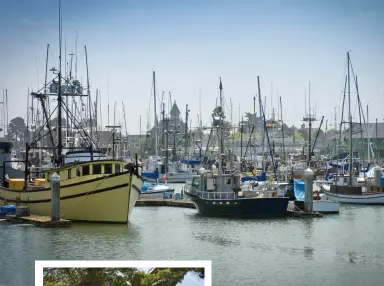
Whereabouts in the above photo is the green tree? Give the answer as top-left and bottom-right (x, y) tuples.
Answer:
(7, 116), (26, 141)
(43, 267), (205, 286)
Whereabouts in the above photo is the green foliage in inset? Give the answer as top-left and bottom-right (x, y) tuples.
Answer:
(43, 267), (205, 286)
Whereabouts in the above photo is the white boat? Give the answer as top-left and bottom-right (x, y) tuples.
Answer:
(313, 196), (340, 214)
(140, 183), (175, 199)
(323, 191), (384, 205)
(158, 172), (196, 183)
(288, 196), (340, 214)
(322, 172), (384, 205)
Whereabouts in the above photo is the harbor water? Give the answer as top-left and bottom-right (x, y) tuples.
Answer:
(1, 184), (384, 285)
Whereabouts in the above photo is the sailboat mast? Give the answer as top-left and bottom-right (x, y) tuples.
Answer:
(366, 104), (370, 163)
(153, 71), (159, 171)
(5, 89), (8, 138)
(347, 51), (353, 186)
(218, 77), (223, 175)
(280, 96), (285, 161)
(139, 115), (142, 159)
(85, 46), (93, 157)
(253, 96), (256, 165)
(308, 82), (312, 165)
(257, 76), (265, 172)
(57, 0), (63, 165)
(122, 101), (128, 157)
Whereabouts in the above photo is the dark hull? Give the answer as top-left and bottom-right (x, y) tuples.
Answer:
(188, 194), (289, 218)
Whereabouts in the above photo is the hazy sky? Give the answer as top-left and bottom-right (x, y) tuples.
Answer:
(0, 0), (383, 134)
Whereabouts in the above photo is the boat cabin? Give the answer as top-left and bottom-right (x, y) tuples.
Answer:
(43, 160), (126, 184)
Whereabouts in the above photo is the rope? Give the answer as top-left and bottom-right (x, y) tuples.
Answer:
(59, 174), (111, 218)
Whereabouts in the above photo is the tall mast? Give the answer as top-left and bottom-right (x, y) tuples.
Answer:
(85, 45), (93, 159)
(347, 52), (353, 186)
(107, 75), (110, 127)
(308, 82), (312, 165)
(153, 71), (159, 172)
(75, 31), (78, 80)
(139, 115), (142, 159)
(184, 104), (189, 156)
(5, 89), (8, 138)
(26, 88), (30, 143)
(280, 96), (285, 161)
(114, 101), (116, 126)
(218, 77), (223, 175)
(257, 76), (265, 172)
(199, 89), (202, 127)
(122, 101), (128, 157)
(367, 104), (370, 163)
(57, 0), (63, 165)
(253, 96), (256, 165)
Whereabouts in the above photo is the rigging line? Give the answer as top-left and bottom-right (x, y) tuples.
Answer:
(33, 76), (58, 95)
(30, 105), (58, 144)
(61, 100), (94, 147)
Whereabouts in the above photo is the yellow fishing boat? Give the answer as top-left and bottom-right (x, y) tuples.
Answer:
(0, 160), (143, 223)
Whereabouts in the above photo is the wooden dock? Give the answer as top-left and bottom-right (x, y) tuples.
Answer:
(286, 210), (323, 218)
(2, 214), (71, 228)
(135, 199), (195, 209)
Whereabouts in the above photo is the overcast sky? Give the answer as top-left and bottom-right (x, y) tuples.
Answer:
(0, 0), (383, 134)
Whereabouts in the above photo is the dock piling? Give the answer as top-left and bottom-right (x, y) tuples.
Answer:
(304, 168), (315, 213)
(50, 173), (61, 221)
(374, 165), (381, 187)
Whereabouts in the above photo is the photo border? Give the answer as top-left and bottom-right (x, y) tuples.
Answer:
(36, 260), (212, 285)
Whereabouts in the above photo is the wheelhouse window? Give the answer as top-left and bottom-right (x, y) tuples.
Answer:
(76, 167), (81, 177)
(192, 177), (199, 187)
(104, 164), (112, 174)
(68, 169), (71, 179)
(93, 164), (102, 174)
(82, 165), (90, 176)
(115, 164), (121, 173)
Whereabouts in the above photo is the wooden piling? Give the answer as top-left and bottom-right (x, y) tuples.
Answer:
(50, 173), (61, 221)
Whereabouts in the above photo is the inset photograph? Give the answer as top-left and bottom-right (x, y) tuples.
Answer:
(37, 260), (211, 286)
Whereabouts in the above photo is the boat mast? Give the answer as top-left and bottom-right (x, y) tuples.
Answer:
(367, 104), (370, 163)
(85, 45), (93, 160)
(122, 101), (128, 158)
(347, 51), (353, 186)
(153, 71), (159, 173)
(218, 77), (223, 175)
(308, 82), (312, 166)
(57, 0), (63, 166)
(257, 77), (265, 173)
(280, 96), (285, 161)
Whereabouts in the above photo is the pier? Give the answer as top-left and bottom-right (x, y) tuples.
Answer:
(135, 199), (195, 208)
(1, 214), (71, 228)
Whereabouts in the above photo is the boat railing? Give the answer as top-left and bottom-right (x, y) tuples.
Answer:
(197, 191), (236, 200)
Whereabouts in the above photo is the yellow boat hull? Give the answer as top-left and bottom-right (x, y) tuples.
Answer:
(0, 171), (143, 223)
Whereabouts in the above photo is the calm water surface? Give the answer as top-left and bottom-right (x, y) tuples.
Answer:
(1, 192), (384, 285)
